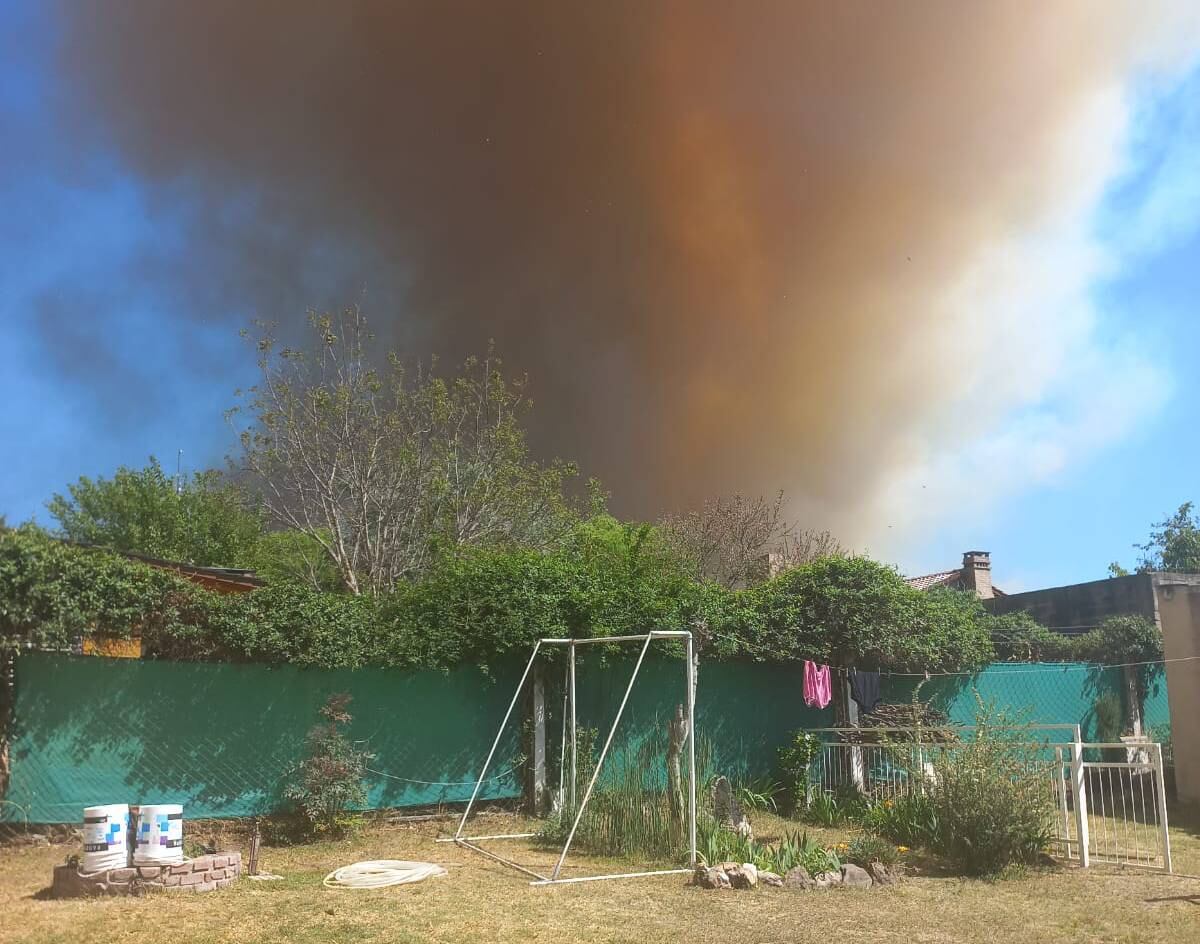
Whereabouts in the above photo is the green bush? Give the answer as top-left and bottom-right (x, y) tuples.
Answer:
(923, 704), (1055, 876)
(842, 833), (901, 867)
(282, 694), (373, 839)
(776, 730), (822, 813)
(1, 524), (1002, 675)
(802, 787), (868, 827)
(862, 794), (938, 849)
(698, 825), (840, 876)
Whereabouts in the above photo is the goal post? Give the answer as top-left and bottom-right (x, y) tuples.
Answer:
(440, 630), (697, 886)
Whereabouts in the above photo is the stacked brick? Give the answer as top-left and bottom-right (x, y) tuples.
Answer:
(52, 852), (242, 897)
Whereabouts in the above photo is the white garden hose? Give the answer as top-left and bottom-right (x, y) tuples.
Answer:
(323, 860), (447, 889)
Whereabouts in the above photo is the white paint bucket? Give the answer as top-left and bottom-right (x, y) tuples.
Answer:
(82, 804), (130, 872)
(133, 804), (185, 865)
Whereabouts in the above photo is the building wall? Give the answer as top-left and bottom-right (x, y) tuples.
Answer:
(1157, 579), (1200, 806)
(985, 573), (1161, 629)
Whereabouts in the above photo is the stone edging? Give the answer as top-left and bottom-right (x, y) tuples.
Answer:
(51, 852), (242, 897)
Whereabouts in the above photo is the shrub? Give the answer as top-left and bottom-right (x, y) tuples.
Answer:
(698, 825), (840, 876)
(776, 730), (822, 812)
(923, 703), (1055, 875)
(283, 693), (374, 838)
(841, 833), (902, 867)
(802, 787), (867, 827)
(862, 794), (938, 849)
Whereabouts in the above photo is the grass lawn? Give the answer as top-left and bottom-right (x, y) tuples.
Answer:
(3, 810), (1200, 944)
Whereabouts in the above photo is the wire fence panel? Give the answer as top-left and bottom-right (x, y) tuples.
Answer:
(0, 652), (1176, 832)
(2, 653), (525, 823)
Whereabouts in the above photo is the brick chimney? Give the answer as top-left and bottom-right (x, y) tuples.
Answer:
(962, 551), (993, 599)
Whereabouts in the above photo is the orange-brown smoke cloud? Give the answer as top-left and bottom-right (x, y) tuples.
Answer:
(53, 1), (1200, 547)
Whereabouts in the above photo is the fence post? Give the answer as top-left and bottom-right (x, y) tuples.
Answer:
(1055, 746), (1071, 860)
(531, 663), (547, 815)
(1070, 740), (1090, 868)
(1151, 742), (1172, 874)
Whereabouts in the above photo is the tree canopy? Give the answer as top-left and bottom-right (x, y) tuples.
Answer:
(47, 457), (262, 568)
(229, 311), (585, 593)
(1110, 502), (1200, 576)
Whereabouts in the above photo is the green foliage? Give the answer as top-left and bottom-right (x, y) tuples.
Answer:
(802, 787), (868, 827)
(0, 523), (225, 655)
(922, 702), (1056, 876)
(721, 557), (995, 672)
(0, 523), (1012, 674)
(862, 794), (938, 849)
(232, 314), (585, 593)
(699, 825), (841, 876)
(536, 725), (694, 860)
(251, 529), (345, 591)
(735, 777), (781, 813)
(991, 612), (1161, 670)
(1136, 502), (1200, 574)
(1092, 691), (1124, 743)
(282, 693), (373, 838)
(776, 730), (822, 812)
(842, 833), (901, 867)
(47, 457), (263, 568)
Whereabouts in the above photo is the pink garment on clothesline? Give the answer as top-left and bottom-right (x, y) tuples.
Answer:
(803, 660), (832, 709)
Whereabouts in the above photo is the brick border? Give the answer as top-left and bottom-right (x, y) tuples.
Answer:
(51, 852), (242, 897)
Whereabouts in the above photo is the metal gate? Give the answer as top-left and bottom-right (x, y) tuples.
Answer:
(1050, 740), (1172, 872)
(808, 728), (1172, 873)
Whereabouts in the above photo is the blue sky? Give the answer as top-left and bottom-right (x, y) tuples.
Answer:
(2, 4), (1198, 592)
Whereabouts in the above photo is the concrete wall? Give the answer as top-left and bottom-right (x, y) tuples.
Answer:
(986, 573), (1160, 628)
(1157, 579), (1200, 806)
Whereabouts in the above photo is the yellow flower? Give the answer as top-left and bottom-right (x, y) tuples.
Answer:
(896, 845), (910, 853)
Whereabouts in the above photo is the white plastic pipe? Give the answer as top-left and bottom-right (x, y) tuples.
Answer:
(323, 860), (446, 889)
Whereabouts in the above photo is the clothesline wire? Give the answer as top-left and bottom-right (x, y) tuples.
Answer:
(701, 628), (1199, 677)
(365, 764), (518, 787)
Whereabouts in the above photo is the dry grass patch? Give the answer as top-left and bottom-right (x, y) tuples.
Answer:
(2, 811), (1199, 944)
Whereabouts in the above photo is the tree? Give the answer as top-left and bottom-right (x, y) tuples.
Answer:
(230, 310), (583, 594)
(47, 457), (262, 567)
(658, 492), (842, 588)
(1135, 502), (1200, 574)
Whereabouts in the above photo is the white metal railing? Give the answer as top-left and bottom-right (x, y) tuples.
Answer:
(806, 727), (1171, 873)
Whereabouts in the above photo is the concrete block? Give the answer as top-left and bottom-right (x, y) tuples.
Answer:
(109, 868), (136, 882)
(137, 866), (162, 879)
(212, 855), (229, 869)
(181, 872), (205, 886)
(192, 881), (216, 893)
(215, 878), (232, 889)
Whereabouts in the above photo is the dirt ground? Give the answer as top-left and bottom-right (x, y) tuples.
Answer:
(2, 810), (1199, 944)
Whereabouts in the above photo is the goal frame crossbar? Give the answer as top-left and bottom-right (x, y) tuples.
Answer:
(438, 631), (697, 886)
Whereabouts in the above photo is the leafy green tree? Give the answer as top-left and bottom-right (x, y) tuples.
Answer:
(1135, 502), (1200, 573)
(230, 310), (584, 593)
(252, 529), (345, 591)
(719, 556), (995, 672)
(47, 457), (262, 567)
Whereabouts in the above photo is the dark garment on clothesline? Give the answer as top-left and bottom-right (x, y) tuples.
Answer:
(849, 668), (881, 713)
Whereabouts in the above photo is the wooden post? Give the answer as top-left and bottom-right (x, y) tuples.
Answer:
(531, 663), (547, 814)
(248, 817), (261, 876)
(666, 703), (687, 821)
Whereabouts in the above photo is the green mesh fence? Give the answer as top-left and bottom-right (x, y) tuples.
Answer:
(1, 652), (1170, 824)
(2, 653), (525, 823)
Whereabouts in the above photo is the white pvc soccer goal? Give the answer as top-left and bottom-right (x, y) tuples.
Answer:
(439, 630), (698, 886)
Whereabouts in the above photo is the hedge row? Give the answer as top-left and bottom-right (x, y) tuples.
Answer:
(2, 520), (1151, 673)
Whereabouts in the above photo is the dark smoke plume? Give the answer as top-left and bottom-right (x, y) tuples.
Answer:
(49, 1), (1198, 546)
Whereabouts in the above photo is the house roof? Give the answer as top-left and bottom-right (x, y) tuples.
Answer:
(905, 570), (963, 591)
(71, 541), (265, 592)
(904, 568), (1006, 596)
